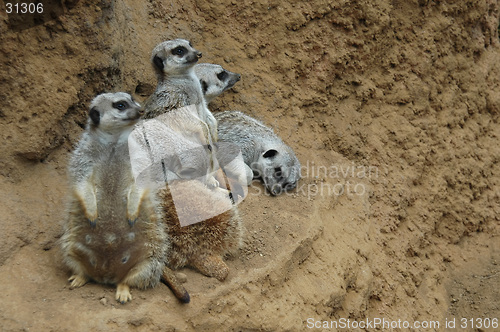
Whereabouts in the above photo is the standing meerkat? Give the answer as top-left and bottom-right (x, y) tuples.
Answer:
(191, 63), (301, 195)
(143, 39), (217, 142)
(61, 92), (189, 303)
(142, 39), (223, 190)
(138, 40), (243, 280)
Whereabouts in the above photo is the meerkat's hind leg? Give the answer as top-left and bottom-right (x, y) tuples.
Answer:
(127, 183), (147, 226)
(68, 274), (89, 289)
(190, 255), (229, 282)
(161, 266), (190, 303)
(116, 283), (132, 304)
(74, 181), (98, 227)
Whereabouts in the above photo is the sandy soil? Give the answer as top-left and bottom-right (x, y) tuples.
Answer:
(0, 0), (499, 331)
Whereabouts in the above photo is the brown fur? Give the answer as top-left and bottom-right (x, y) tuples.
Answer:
(158, 180), (242, 281)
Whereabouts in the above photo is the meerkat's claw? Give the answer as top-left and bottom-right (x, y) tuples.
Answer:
(127, 217), (138, 227)
(68, 274), (88, 289)
(87, 218), (97, 228)
(116, 284), (132, 304)
(127, 185), (145, 227)
(84, 206), (98, 227)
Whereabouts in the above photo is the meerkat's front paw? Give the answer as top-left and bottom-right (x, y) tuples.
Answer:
(127, 185), (146, 227)
(127, 196), (140, 226)
(127, 203), (139, 226)
(127, 217), (138, 227)
(75, 183), (98, 227)
(87, 215), (98, 227)
(83, 202), (98, 227)
(115, 283), (132, 304)
(68, 274), (88, 289)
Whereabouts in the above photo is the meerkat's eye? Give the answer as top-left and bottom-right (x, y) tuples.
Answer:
(217, 71), (228, 81)
(172, 46), (187, 56)
(112, 101), (129, 111)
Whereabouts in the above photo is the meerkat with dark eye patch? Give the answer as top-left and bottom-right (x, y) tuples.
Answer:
(192, 63), (253, 188)
(139, 41), (243, 280)
(143, 39), (218, 142)
(191, 63), (301, 195)
(194, 63), (241, 104)
(143, 39), (224, 191)
(61, 92), (189, 304)
(216, 111), (301, 196)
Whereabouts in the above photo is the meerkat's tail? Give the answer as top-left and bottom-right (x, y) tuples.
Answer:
(161, 266), (190, 303)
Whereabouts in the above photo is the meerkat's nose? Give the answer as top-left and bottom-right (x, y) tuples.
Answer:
(197, 52), (202, 59)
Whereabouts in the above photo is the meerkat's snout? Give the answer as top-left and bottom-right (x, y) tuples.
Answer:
(136, 105), (144, 116)
(189, 50), (202, 64)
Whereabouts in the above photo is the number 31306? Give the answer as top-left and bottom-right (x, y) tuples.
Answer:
(461, 318), (498, 329)
(6, 3), (44, 14)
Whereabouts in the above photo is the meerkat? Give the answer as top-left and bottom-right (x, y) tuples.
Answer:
(138, 41), (243, 280)
(194, 63), (241, 104)
(191, 64), (301, 195)
(129, 117), (244, 281)
(61, 92), (189, 303)
(192, 63), (252, 189)
(143, 39), (217, 142)
(142, 39), (225, 191)
(216, 111), (301, 196)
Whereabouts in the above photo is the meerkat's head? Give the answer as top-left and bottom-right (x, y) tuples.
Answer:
(194, 63), (241, 104)
(151, 39), (202, 80)
(88, 92), (142, 136)
(253, 146), (301, 196)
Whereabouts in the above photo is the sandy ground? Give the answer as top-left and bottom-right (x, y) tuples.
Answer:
(0, 0), (499, 331)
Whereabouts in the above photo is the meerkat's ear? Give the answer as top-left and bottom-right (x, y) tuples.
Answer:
(153, 55), (164, 71)
(263, 149), (278, 158)
(89, 107), (100, 126)
(200, 80), (208, 95)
